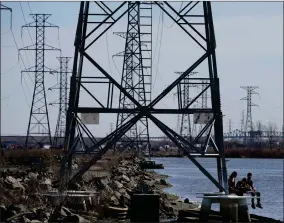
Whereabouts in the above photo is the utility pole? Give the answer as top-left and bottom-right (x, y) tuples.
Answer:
(114, 2), (152, 157)
(49, 57), (72, 148)
(19, 14), (60, 148)
(240, 86), (259, 145)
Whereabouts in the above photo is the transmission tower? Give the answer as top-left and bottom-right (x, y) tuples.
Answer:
(114, 2), (152, 156)
(49, 57), (72, 148)
(201, 80), (209, 108)
(228, 119), (232, 133)
(0, 4), (12, 148)
(240, 86), (259, 144)
(19, 14), (60, 148)
(62, 2), (228, 194)
(175, 71), (197, 141)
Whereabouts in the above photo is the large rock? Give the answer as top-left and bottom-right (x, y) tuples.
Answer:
(4, 176), (25, 190)
(110, 196), (119, 206)
(23, 216), (31, 222)
(39, 178), (52, 191)
(122, 192), (131, 200)
(127, 181), (137, 189)
(28, 172), (39, 180)
(184, 198), (189, 203)
(118, 188), (126, 195)
(10, 204), (27, 213)
(100, 178), (109, 188)
(102, 185), (113, 196)
(113, 181), (123, 189)
(121, 175), (130, 183)
(160, 179), (168, 185)
(114, 191), (121, 199)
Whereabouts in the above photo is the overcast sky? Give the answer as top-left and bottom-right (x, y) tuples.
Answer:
(1, 1), (283, 137)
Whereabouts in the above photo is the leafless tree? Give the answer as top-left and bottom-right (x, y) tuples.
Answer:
(255, 121), (263, 132)
(265, 122), (278, 149)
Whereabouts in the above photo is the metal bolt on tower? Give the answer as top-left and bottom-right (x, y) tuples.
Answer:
(62, 1), (228, 194)
(19, 14), (60, 148)
(49, 57), (72, 148)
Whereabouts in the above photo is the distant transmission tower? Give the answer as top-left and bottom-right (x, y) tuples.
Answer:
(20, 14), (60, 148)
(49, 57), (72, 148)
(114, 2), (152, 155)
(201, 80), (209, 108)
(175, 71), (197, 141)
(228, 119), (232, 133)
(240, 110), (245, 132)
(240, 86), (259, 144)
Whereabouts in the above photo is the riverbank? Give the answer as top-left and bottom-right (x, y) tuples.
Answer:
(0, 150), (282, 222)
(153, 157), (283, 222)
(0, 150), (200, 222)
(152, 147), (284, 159)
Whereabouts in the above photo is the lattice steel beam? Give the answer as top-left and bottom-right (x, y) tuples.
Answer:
(19, 14), (60, 148)
(61, 1), (228, 194)
(114, 2), (152, 156)
(49, 57), (72, 148)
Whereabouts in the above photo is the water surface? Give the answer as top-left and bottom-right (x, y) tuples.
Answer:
(152, 157), (283, 221)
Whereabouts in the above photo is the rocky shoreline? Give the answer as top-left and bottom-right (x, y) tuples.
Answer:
(0, 153), (200, 222)
(0, 152), (282, 222)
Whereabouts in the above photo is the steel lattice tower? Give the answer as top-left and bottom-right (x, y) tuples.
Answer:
(62, 2), (228, 194)
(240, 86), (259, 144)
(201, 80), (208, 108)
(49, 57), (72, 148)
(175, 71), (197, 142)
(19, 14), (60, 148)
(114, 2), (152, 155)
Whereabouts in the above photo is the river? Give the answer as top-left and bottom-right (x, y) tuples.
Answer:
(152, 157), (283, 221)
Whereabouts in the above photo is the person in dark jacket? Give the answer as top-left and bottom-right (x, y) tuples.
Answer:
(247, 172), (262, 209)
(228, 171), (238, 194)
(236, 178), (250, 196)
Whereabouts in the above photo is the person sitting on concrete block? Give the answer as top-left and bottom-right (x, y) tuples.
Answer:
(246, 172), (263, 209)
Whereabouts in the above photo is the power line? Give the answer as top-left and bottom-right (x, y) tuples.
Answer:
(27, 2), (33, 14)
(0, 61), (19, 75)
(3, 7), (31, 107)
(105, 26), (114, 76)
(163, 2), (184, 28)
(19, 2), (34, 43)
(1, 44), (13, 47)
(18, 2), (34, 84)
(152, 9), (164, 89)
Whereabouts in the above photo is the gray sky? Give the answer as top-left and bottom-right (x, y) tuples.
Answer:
(1, 1), (283, 137)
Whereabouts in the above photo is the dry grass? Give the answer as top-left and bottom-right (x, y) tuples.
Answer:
(225, 147), (284, 158)
(152, 147), (284, 158)
(1, 149), (63, 169)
